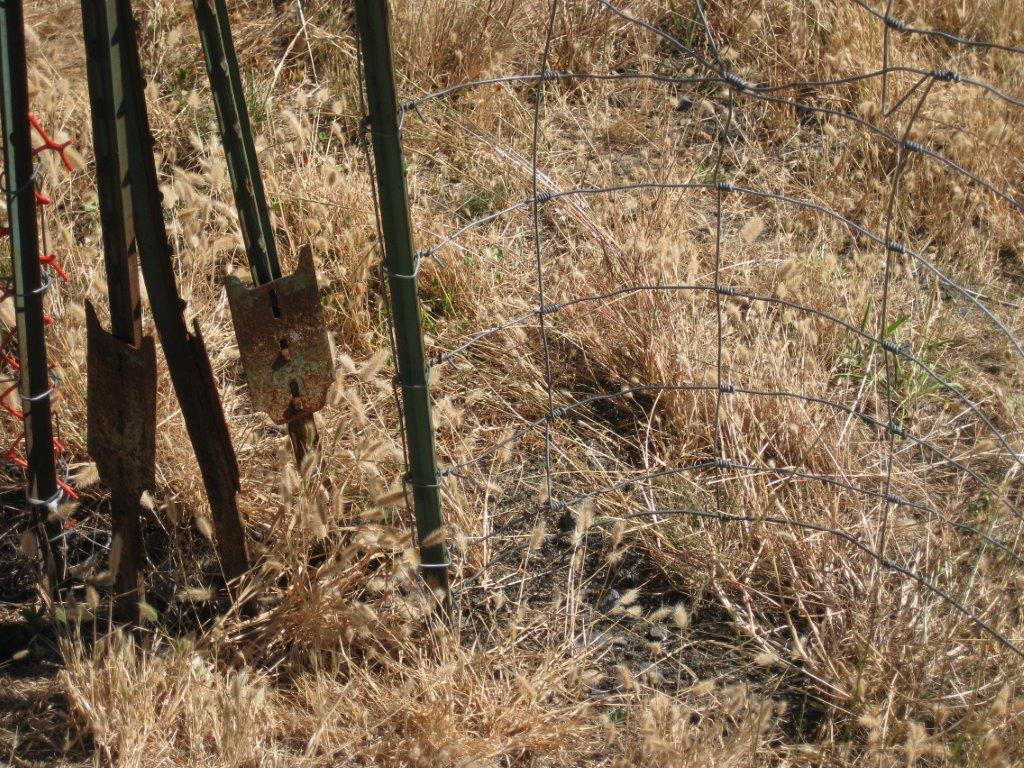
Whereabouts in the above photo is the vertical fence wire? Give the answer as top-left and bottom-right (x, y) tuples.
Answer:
(532, 0), (560, 516)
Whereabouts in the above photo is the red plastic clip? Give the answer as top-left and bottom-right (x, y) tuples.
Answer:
(38, 252), (69, 281)
(28, 113), (74, 172)
(0, 382), (22, 419)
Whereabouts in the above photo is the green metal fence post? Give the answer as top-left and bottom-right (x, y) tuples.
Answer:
(190, 0), (279, 285)
(0, 0), (65, 595)
(355, 0), (449, 597)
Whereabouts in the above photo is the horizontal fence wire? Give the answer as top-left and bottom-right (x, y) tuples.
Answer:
(850, 0), (1024, 55)
(367, 0), (1024, 663)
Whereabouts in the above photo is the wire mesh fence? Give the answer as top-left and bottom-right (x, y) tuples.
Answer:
(355, 0), (1024, 683)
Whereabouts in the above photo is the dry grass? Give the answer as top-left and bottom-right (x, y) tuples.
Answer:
(3, 0), (1024, 765)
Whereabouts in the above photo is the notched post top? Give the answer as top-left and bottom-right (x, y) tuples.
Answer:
(224, 246), (332, 425)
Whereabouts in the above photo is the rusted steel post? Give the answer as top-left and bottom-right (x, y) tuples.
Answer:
(115, 0), (251, 592)
(223, 247), (332, 464)
(81, 0), (157, 622)
(355, 0), (449, 598)
(0, 0), (65, 595)
(192, 0), (330, 467)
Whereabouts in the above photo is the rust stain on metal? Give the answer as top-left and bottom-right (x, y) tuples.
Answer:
(225, 246), (332, 424)
(86, 301), (157, 496)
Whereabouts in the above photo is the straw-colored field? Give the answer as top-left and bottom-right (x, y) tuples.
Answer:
(3, 0), (1024, 765)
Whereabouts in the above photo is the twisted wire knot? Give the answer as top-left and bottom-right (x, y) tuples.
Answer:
(931, 69), (961, 83)
(723, 72), (749, 91)
(884, 15), (909, 33)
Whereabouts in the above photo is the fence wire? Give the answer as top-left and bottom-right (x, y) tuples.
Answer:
(359, 0), (1024, 665)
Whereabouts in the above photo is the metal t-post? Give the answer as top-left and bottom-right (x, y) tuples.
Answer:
(0, 0), (65, 594)
(193, 0), (331, 467)
(115, 0), (250, 592)
(191, 0), (278, 286)
(81, 0), (158, 623)
(355, 0), (448, 597)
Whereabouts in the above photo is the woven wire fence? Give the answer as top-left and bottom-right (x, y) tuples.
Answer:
(357, 0), (1024, 671)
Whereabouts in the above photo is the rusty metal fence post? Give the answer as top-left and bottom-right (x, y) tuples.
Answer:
(81, 0), (157, 622)
(192, 0), (331, 467)
(111, 0), (250, 593)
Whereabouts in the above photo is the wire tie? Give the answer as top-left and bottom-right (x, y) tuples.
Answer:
(386, 259), (422, 281)
(535, 192), (553, 203)
(719, 383), (735, 394)
(881, 339), (900, 354)
(715, 181), (734, 193)
(885, 492), (904, 505)
(539, 70), (559, 82)
(540, 302), (559, 314)
(9, 277), (53, 302)
(902, 139), (925, 154)
(713, 458), (730, 469)
(884, 15), (908, 33)
(886, 241), (906, 254)
(28, 276), (53, 297)
(931, 69), (960, 83)
(723, 72), (749, 91)
(394, 376), (429, 391)
(419, 560), (452, 569)
(889, 423), (907, 438)
(548, 499), (565, 511)
(4, 168), (43, 201)
(27, 488), (62, 511)
(549, 406), (567, 420)
(716, 284), (737, 297)
(21, 387), (52, 403)
(404, 472), (443, 490)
